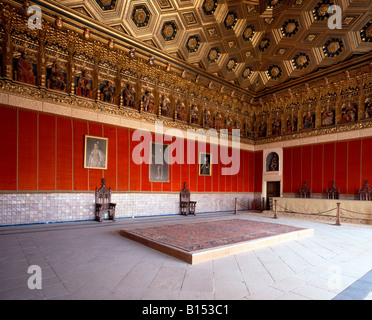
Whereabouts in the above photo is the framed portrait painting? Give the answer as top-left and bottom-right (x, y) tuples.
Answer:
(84, 135), (108, 169)
(150, 142), (169, 182)
(199, 152), (212, 176)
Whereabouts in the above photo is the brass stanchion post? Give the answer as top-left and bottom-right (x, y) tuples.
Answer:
(274, 200), (278, 219)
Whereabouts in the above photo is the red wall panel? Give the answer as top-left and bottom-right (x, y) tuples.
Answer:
(56, 118), (73, 191)
(117, 127), (129, 191)
(0, 105), (266, 195)
(72, 120), (88, 191)
(361, 137), (372, 184)
(103, 125), (117, 191)
(283, 148), (292, 193)
(18, 110), (38, 190)
(181, 139), (190, 191)
(311, 144), (323, 194)
(292, 147), (302, 193)
(0, 106), (17, 190)
(348, 139), (361, 195)
(302, 145), (312, 189)
(335, 141), (348, 194)
(129, 129), (141, 192)
(248, 152), (255, 192)
(254, 151), (263, 193)
(38, 114), (56, 191)
(323, 142), (335, 192)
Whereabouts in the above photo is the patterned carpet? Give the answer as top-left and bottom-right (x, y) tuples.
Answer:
(123, 219), (305, 252)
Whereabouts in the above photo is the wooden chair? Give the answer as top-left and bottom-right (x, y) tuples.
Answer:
(180, 182), (197, 216)
(359, 180), (372, 201)
(95, 178), (116, 222)
(326, 181), (340, 200)
(299, 181), (311, 198)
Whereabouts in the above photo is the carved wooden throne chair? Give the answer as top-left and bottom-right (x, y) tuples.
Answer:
(180, 182), (197, 216)
(326, 181), (340, 200)
(299, 181), (311, 198)
(359, 180), (372, 201)
(95, 178), (116, 222)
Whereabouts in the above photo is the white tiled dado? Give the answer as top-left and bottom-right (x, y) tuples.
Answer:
(0, 192), (255, 226)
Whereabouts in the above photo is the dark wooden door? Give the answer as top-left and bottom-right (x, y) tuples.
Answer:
(266, 182), (281, 209)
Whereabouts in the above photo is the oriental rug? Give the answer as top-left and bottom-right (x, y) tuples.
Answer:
(120, 218), (313, 264)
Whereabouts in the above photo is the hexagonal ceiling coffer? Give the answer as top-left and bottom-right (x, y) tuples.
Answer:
(132, 4), (151, 28)
(161, 21), (178, 41)
(207, 47), (220, 63)
(259, 37), (271, 52)
(313, 0), (334, 21)
(242, 67), (252, 80)
(242, 25), (255, 42)
(268, 0), (282, 9)
(293, 53), (310, 70)
(226, 58), (237, 72)
(361, 22), (372, 42)
(282, 19), (300, 37)
(267, 65), (282, 80)
(202, 0), (218, 16)
(96, 0), (117, 11)
(224, 11), (238, 30)
(186, 35), (201, 53)
(323, 38), (344, 57)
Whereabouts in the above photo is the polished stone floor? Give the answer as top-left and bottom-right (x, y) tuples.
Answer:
(1, 212), (372, 300)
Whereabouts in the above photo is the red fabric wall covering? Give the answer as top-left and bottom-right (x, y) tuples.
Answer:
(254, 151), (263, 193)
(0, 106), (17, 190)
(283, 148), (292, 193)
(335, 141), (348, 194)
(56, 118), (73, 191)
(129, 128), (141, 192)
(0, 105), (262, 193)
(323, 142), (336, 193)
(347, 139), (361, 195)
(283, 139), (370, 195)
(302, 145), (312, 189)
(38, 114), (56, 191)
(116, 127), (130, 191)
(361, 137), (372, 185)
(18, 110), (38, 191)
(103, 125), (117, 191)
(312, 144), (323, 194)
(72, 120), (89, 191)
(291, 147), (302, 193)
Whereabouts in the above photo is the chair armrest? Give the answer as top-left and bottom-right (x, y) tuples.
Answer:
(109, 203), (117, 209)
(96, 203), (103, 209)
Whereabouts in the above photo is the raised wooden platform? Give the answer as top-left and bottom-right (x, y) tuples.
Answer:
(120, 219), (314, 264)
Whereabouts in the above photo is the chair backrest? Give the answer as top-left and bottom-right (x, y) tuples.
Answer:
(180, 182), (190, 203)
(326, 181), (340, 199)
(359, 180), (372, 201)
(95, 178), (112, 206)
(299, 181), (311, 198)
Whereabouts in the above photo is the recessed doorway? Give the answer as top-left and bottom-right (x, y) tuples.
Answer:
(266, 181), (281, 209)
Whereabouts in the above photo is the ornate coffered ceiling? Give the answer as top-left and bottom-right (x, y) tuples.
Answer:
(57, 0), (371, 94)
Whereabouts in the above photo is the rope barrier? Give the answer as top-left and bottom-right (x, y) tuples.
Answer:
(234, 197), (371, 225)
(275, 203), (337, 216)
(339, 208), (372, 216)
(274, 199), (372, 226)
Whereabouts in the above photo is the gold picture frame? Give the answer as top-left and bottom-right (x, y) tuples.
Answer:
(199, 152), (212, 176)
(84, 135), (108, 169)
